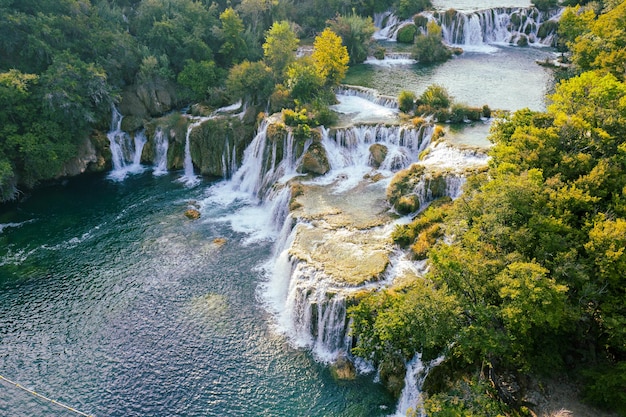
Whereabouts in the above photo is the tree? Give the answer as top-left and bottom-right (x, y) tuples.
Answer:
(218, 8), (248, 67)
(226, 60), (274, 106)
(262, 21), (299, 80)
(311, 28), (349, 87)
(285, 57), (324, 102)
(398, 90), (416, 113)
(397, 0), (431, 20)
(569, 1), (626, 80)
(177, 59), (220, 101)
(328, 13), (376, 65)
(413, 21), (452, 64)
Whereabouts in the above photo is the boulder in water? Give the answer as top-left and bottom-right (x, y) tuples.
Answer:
(331, 356), (356, 380)
(298, 142), (330, 176)
(184, 208), (201, 220)
(369, 143), (389, 168)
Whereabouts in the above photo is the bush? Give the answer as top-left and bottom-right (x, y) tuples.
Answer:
(398, 90), (417, 113)
(397, 24), (417, 43)
(582, 362), (626, 415)
(420, 84), (452, 109)
(283, 108), (309, 127)
(373, 47), (386, 60)
(397, 0), (432, 20)
(270, 84), (293, 113)
(413, 22), (452, 64)
(414, 15), (429, 31)
(532, 0), (559, 11)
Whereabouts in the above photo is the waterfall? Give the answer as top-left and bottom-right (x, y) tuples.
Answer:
(323, 123), (432, 173)
(336, 85), (399, 110)
(434, 7), (563, 48)
(107, 107), (147, 181)
(265, 227), (357, 364)
(153, 128), (169, 176)
(374, 8), (562, 48)
(179, 117), (210, 187)
(391, 354), (445, 417)
(231, 119), (306, 201)
(373, 11), (414, 41)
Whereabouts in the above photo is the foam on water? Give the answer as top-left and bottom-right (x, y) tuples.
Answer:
(331, 95), (398, 124)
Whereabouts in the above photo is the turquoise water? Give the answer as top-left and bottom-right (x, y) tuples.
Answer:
(345, 45), (556, 112)
(0, 173), (394, 416)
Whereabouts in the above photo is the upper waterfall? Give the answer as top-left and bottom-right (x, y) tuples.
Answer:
(373, 7), (562, 49)
(436, 7), (562, 49)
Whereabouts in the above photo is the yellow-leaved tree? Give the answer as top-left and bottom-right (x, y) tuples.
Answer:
(311, 28), (349, 87)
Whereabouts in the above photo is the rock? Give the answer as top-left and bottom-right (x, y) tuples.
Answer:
(330, 356), (356, 380)
(369, 143), (388, 168)
(213, 237), (227, 247)
(57, 137), (98, 177)
(184, 209), (201, 220)
(298, 142), (330, 176)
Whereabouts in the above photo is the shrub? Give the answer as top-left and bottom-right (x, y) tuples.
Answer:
(532, 0), (559, 11)
(269, 84), (293, 113)
(283, 108), (309, 127)
(397, 24), (417, 44)
(420, 84), (452, 109)
(414, 15), (429, 31)
(373, 47), (386, 60)
(398, 90), (417, 113)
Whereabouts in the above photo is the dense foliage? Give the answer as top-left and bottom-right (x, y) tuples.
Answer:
(3, 0), (427, 201)
(350, 1), (626, 415)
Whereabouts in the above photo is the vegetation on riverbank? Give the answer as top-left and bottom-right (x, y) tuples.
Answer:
(350, 1), (626, 415)
(0, 0), (428, 202)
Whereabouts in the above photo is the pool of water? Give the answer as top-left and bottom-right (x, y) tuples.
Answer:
(0, 173), (394, 417)
(345, 45), (556, 112)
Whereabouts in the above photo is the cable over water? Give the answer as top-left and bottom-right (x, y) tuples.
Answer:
(0, 374), (94, 417)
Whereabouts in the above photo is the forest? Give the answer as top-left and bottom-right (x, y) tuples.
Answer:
(349, 1), (626, 415)
(1, 0), (625, 415)
(0, 0), (426, 200)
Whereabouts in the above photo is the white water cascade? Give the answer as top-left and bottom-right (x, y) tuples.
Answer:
(391, 354), (445, 417)
(374, 7), (562, 49)
(152, 128), (169, 176)
(179, 117), (209, 186)
(230, 118), (305, 201)
(434, 7), (562, 49)
(373, 11), (414, 41)
(335, 86), (399, 109)
(107, 107), (147, 181)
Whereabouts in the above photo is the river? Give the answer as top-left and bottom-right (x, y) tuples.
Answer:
(1, 2), (557, 415)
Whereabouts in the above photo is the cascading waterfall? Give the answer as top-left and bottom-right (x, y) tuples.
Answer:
(152, 128), (169, 176)
(107, 107), (147, 181)
(374, 7), (562, 48)
(179, 117), (210, 186)
(373, 11), (414, 41)
(336, 85), (399, 109)
(435, 7), (562, 48)
(231, 118), (306, 201)
(391, 354), (445, 417)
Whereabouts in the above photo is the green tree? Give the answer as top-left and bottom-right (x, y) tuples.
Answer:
(397, 0), (431, 20)
(262, 21), (299, 80)
(177, 59), (220, 101)
(398, 90), (416, 113)
(328, 13), (376, 65)
(412, 21), (452, 64)
(218, 8), (248, 67)
(311, 28), (349, 87)
(285, 57), (324, 102)
(226, 60), (274, 106)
